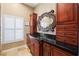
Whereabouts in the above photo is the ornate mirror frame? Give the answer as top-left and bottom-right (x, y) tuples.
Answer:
(38, 10), (56, 32)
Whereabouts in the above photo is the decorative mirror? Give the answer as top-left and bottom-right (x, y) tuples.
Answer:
(38, 10), (56, 32)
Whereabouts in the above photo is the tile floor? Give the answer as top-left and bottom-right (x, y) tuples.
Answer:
(1, 45), (32, 56)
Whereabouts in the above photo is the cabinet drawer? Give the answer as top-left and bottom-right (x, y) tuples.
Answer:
(43, 42), (51, 56)
(53, 47), (73, 56)
(64, 37), (77, 46)
(64, 33), (77, 39)
(56, 24), (77, 31)
(64, 24), (77, 31)
(64, 31), (77, 35)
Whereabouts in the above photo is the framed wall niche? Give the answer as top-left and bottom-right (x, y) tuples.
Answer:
(38, 10), (56, 35)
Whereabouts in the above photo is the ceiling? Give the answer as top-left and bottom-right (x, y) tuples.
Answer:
(24, 3), (39, 8)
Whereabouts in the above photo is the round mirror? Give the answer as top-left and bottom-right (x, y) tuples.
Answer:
(38, 10), (56, 32)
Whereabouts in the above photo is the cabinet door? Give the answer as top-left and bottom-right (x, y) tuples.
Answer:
(28, 36), (40, 56)
(63, 24), (77, 45)
(57, 4), (77, 46)
(57, 3), (74, 23)
(43, 42), (51, 56)
(53, 47), (73, 56)
(56, 30), (77, 45)
(28, 36), (34, 55)
(56, 25), (65, 42)
(34, 42), (39, 56)
(64, 31), (77, 45)
(32, 39), (40, 56)
(50, 45), (54, 56)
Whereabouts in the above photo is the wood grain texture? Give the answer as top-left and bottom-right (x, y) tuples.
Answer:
(29, 13), (37, 34)
(56, 3), (78, 46)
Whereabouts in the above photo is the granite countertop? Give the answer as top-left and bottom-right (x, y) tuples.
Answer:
(29, 33), (78, 55)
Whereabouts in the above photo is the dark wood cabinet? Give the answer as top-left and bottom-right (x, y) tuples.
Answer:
(27, 35), (74, 56)
(43, 42), (51, 56)
(29, 13), (37, 34)
(57, 4), (76, 23)
(56, 3), (79, 46)
(27, 35), (42, 56)
(33, 39), (40, 56)
(42, 41), (73, 56)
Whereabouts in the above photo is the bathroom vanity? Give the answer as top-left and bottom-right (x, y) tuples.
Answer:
(27, 3), (79, 56)
(27, 33), (77, 56)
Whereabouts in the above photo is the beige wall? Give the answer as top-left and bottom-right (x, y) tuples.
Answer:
(34, 3), (56, 16)
(34, 3), (56, 35)
(1, 3), (33, 21)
